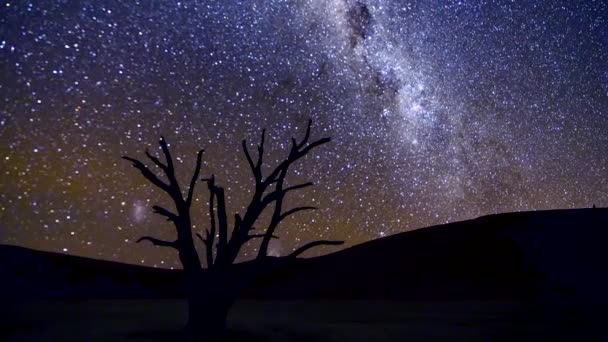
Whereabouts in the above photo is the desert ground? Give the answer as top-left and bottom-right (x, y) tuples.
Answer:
(2, 299), (604, 341)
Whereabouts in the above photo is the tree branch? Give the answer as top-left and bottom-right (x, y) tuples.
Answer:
(205, 175), (216, 268)
(127, 137), (203, 272)
(291, 137), (298, 153)
(279, 206), (317, 222)
(158, 136), (174, 173)
(246, 233), (278, 242)
(186, 149), (204, 207)
(196, 230), (215, 269)
(136, 236), (178, 249)
(242, 139), (258, 178)
(242, 129), (266, 182)
(256, 121), (328, 258)
(263, 135), (330, 187)
(122, 156), (172, 193)
(298, 137), (331, 158)
(288, 240), (344, 258)
(297, 119), (313, 149)
(284, 182), (314, 193)
(145, 149), (168, 172)
(214, 186), (228, 261)
(257, 167), (287, 258)
(233, 214), (242, 236)
(152, 205), (178, 222)
(256, 129), (265, 169)
(262, 182), (314, 206)
(158, 137), (182, 195)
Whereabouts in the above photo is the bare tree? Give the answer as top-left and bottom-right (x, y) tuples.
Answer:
(123, 120), (343, 340)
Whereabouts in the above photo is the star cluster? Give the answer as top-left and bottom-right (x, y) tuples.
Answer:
(1, 0), (607, 268)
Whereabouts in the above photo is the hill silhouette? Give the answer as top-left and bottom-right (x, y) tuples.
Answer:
(3, 208), (607, 301)
(0, 244), (183, 299)
(254, 207), (608, 301)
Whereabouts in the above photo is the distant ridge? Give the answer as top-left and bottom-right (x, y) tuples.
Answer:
(0, 244), (183, 299)
(255, 208), (608, 300)
(3, 208), (608, 300)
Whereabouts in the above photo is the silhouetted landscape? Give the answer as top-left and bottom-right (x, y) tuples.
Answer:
(3, 208), (608, 340)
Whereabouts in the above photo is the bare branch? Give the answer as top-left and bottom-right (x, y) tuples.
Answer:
(234, 214), (242, 233)
(196, 229), (215, 269)
(207, 178), (216, 233)
(256, 129), (266, 169)
(298, 137), (331, 158)
(127, 138), (203, 272)
(243, 129), (267, 182)
(214, 186), (228, 260)
(152, 205), (178, 222)
(122, 156), (171, 193)
(136, 236), (178, 249)
(257, 168), (287, 258)
(145, 149), (168, 172)
(262, 182), (314, 206)
(158, 136), (174, 173)
(279, 206), (317, 222)
(297, 119), (313, 149)
(203, 176), (217, 268)
(288, 240), (344, 258)
(186, 149), (204, 207)
(263, 163), (287, 188)
(263, 136), (330, 187)
(242, 139), (257, 177)
(255, 121), (328, 258)
(291, 137), (298, 152)
(246, 233), (278, 242)
(284, 182), (314, 193)
(205, 119), (334, 265)
(206, 176), (216, 237)
(158, 137), (182, 196)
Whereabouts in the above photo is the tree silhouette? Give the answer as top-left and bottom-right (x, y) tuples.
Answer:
(123, 119), (343, 340)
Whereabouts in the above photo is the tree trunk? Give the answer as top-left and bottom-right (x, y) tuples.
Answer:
(183, 296), (233, 341)
(181, 271), (237, 341)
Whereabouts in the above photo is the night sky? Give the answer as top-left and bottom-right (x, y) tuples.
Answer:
(1, 1), (607, 268)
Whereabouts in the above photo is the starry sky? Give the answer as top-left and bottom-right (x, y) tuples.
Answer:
(1, 0), (607, 268)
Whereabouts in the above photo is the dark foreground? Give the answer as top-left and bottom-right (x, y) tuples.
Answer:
(1, 300), (605, 341)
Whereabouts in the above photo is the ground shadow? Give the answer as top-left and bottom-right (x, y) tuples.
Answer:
(124, 328), (269, 342)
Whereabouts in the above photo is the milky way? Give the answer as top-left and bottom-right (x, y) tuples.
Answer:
(1, 0), (607, 268)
